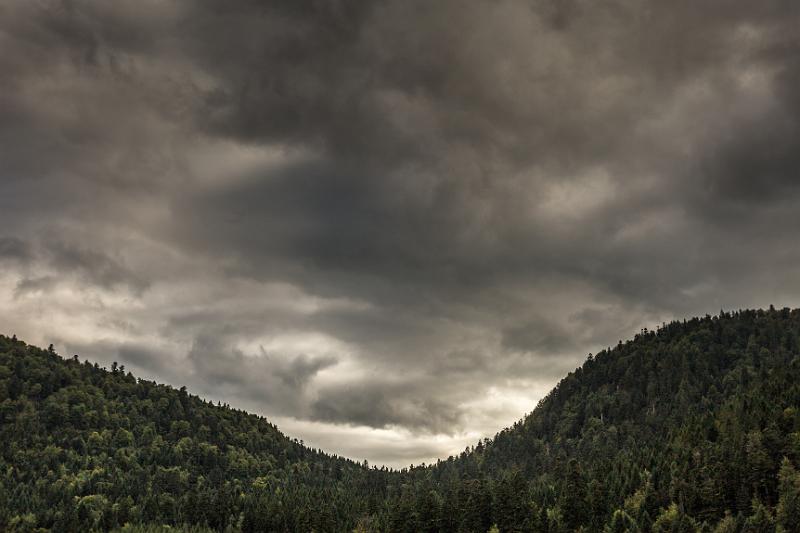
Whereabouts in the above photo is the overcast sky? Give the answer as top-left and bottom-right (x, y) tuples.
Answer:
(2, 0), (800, 467)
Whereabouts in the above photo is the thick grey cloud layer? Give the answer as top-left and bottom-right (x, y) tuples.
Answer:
(2, 0), (800, 466)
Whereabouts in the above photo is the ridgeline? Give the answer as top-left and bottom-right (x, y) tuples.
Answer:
(2, 308), (800, 531)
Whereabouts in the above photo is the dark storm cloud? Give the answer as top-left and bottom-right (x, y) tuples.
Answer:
(186, 333), (337, 401)
(63, 332), (339, 418)
(1, 237), (147, 295)
(117, 342), (172, 375)
(45, 241), (149, 293)
(0, 238), (33, 265)
(502, 321), (577, 356)
(3, 0), (800, 464)
(311, 381), (463, 433)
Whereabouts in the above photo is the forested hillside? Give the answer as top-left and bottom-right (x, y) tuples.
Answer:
(0, 335), (388, 532)
(3, 308), (800, 531)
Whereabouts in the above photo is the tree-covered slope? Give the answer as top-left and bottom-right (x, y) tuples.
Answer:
(392, 308), (800, 532)
(0, 335), (388, 532)
(3, 308), (800, 532)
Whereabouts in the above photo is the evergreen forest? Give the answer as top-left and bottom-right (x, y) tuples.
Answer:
(3, 308), (800, 531)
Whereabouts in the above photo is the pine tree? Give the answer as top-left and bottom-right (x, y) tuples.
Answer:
(652, 503), (698, 533)
(776, 458), (800, 532)
(743, 497), (774, 532)
(604, 509), (638, 532)
(562, 459), (589, 530)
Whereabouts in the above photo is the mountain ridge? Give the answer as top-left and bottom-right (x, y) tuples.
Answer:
(3, 308), (800, 531)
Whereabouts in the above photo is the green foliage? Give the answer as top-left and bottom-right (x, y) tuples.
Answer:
(3, 308), (800, 531)
(113, 525), (216, 533)
(744, 497), (775, 532)
(0, 334), (386, 532)
(652, 503), (698, 532)
(712, 511), (738, 533)
(605, 509), (638, 533)
(777, 457), (800, 532)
